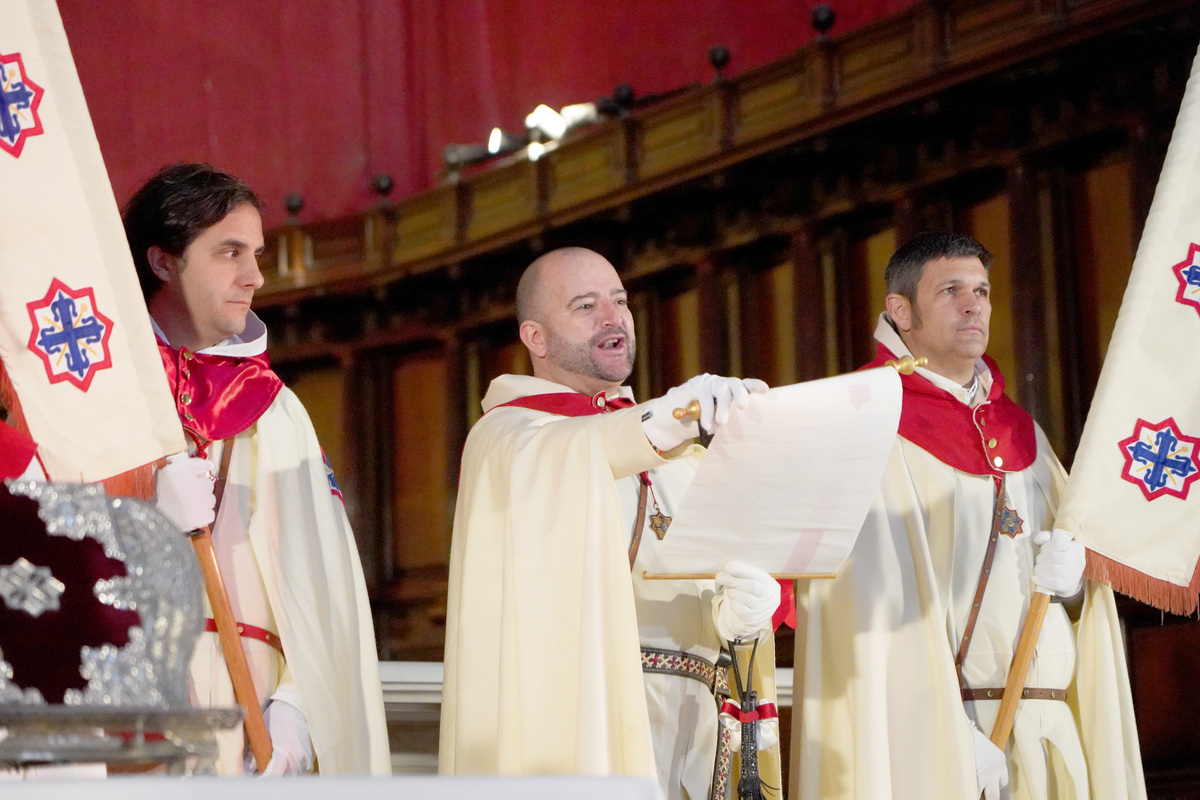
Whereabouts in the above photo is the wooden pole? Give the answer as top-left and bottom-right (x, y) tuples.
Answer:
(189, 526), (273, 770)
(988, 591), (1051, 747)
(643, 571), (836, 581)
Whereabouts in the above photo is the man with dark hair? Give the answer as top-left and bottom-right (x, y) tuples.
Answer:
(792, 231), (1144, 800)
(442, 247), (783, 800)
(123, 163), (263, 302)
(122, 163), (390, 776)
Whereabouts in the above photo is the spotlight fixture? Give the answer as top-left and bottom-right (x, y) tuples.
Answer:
(442, 142), (490, 169)
(487, 127), (530, 155)
(524, 102), (600, 143)
(525, 104), (567, 141)
(559, 103), (598, 132)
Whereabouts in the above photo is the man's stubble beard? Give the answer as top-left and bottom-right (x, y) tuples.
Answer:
(546, 327), (636, 385)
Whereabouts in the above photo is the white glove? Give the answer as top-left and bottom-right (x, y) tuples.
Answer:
(714, 561), (781, 642)
(256, 695), (314, 776)
(1032, 528), (1085, 598)
(969, 718), (1009, 800)
(153, 455), (215, 532)
(720, 714), (780, 752)
(641, 374), (768, 452)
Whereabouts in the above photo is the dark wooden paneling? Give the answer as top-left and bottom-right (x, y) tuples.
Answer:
(1007, 160), (1052, 427)
(734, 52), (821, 145)
(638, 93), (724, 180)
(791, 227), (830, 382)
(546, 126), (628, 213)
(835, 12), (922, 105)
(465, 160), (539, 243)
(393, 186), (458, 266)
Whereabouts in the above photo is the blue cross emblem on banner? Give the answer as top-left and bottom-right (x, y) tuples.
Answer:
(1172, 242), (1200, 317)
(25, 280), (115, 392)
(0, 52), (45, 158)
(1118, 417), (1200, 501)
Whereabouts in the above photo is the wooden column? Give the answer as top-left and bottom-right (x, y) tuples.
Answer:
(829, 227), (868, 372)
(444, 334), (468, 542)
(790, 225), (830, 382)
(696, 257), (730, 375)
(893, 194), (922, 245)
(338, 350), (365, 574)
(1047, 167), (1087, 462)
(345, 351), (390, 591)
(1006, 159), (1050, 426)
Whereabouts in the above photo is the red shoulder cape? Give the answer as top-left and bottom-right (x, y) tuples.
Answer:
(158, 340), (284, 452)
(862, 344), (1037, 476)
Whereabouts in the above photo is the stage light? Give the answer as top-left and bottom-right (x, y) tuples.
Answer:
(559, 102), (599, 132)
(487, 127), (530, 155)
(525, 104), (566, 141)
(442, 142), (490, 169)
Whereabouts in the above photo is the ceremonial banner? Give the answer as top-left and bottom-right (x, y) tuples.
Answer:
(0, 0), (185, 481)
(1054, 40), (1200, 614)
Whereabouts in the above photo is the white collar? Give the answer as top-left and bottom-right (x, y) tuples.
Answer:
(150, 311), (268, 358)
(873, 313), (991, 407)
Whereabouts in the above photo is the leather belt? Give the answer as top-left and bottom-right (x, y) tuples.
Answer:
(204, 617), (284, 657)
(641, 646), (730, 698)
(962, 687), (1067, 702)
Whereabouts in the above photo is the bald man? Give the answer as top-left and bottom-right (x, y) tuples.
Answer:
(440, 248), (782, 800)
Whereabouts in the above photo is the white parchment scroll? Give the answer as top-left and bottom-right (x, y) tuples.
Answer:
(644, 367), (901, 578)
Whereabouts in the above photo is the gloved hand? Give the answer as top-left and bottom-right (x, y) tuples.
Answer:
(641, 374), (769, 452)
(714, 561), (781, 642)
(969, 718), (1009, 800)
(256, 695), (314, 776)
(153, 455), (215, 533)
(1032, 528), (1085, 598)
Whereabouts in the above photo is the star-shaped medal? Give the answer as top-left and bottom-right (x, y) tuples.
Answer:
(999, 504), (1024, 538)
(649, 511), (671, 540)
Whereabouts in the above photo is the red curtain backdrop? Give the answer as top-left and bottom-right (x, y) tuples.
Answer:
(57, 0), (912, 228)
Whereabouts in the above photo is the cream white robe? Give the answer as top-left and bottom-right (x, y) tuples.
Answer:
(441, 375), (674, 779)
(792, 329), (1144, 800)
(181, 318), (390, 776)
(624, 453), (723, 800)
(441, 374), (778, 799)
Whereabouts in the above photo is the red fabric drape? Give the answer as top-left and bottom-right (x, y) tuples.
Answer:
(58, 0), (912, 228)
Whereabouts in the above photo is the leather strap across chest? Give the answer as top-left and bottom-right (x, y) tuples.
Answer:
(954, 474), (1006, 691)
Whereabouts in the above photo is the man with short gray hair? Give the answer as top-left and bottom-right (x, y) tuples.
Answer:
(793, 231), (1144, 800)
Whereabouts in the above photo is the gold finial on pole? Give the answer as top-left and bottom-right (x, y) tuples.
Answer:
(885, 355), (928, 374)
(673, 400), (702, 421)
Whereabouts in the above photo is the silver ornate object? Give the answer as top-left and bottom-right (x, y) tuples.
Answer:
(0, 480), (236, 773)
(0, 557), (65, 617)
(0, 480), (203, 709)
